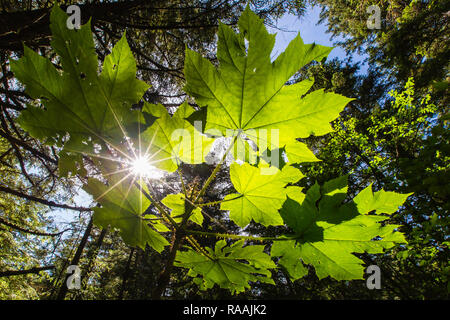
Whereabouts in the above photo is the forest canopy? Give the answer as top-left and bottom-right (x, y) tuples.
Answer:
(0, 0), (448, 300)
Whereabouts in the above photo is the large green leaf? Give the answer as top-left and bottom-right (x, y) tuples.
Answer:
(354, 183), (412, 214)
(84, 175), (169, 252)
(184, 6), (352, 164)
(140, 102), (213, 172)
(174, 240), (276, 294)
(161, 193), (204, 226)
(221, 162), (304, 227)
(11, 6), (148, 149)
(272, 176), (410, 280)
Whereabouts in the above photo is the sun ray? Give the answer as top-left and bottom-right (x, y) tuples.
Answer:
(139, 173), (143, 217)
(98, 135), (134, 162)
(135, 121), (182, 173)
(96, 80), (140, 160)
(137, 112), (144, 217)
(63, 148), (129, 165)
(146, 147), (171, 163)
(138, 110), (143, 158)
(148, 155), (177, 165)
(144, 137), (178, 163)
(129, 156), (166, 179)
(94, 171), (134, 202)
(102, 166), (132, 177)
(141, 124), (160, 160)
(119, 173), (139, 211)
(43, 89), (134, 162)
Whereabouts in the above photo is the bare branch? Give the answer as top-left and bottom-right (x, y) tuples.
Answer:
(0, 184), (92, 211)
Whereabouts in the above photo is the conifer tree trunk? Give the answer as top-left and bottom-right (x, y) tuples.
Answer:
(56, 218), (93, 300)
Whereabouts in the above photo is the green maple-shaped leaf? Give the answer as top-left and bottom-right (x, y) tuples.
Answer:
(184, 6), (352, 164)
(84, 175), (169, 252)
(161, 193), (203, 226)
(221, 162), (304, 227)
(57, 134), (94, 177)
(354, 183), (412, 214)
(174, 240), (276, 294)
(140, 102), (213, 172)
(272, 176), (410, 281)
(11, 6), (148, 149)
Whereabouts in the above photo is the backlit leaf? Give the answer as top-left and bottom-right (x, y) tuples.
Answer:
(84, 175), (169, 252)
(161, 193), (204, 226)
(273, 176), (410, 280)
(184, 6), (352, 165)
(140, 102), (214, 172)
(221, 162), (304, 227)
(175, 240), (276, 294)
(11, 6), (148, 152)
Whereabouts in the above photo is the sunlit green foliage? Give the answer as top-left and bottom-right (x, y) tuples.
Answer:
(9, 6), (412, 295)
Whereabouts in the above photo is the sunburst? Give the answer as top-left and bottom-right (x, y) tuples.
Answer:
(128, 155), (165, 180)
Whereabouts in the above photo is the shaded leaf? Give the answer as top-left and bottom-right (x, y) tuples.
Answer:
(273, 177), (410, 280)
(175, 240), (276, 294)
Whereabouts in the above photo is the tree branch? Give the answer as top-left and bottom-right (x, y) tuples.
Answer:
(0, 216), (70, 237)
(0, 129), (58, 164)
(0, 265), (55, 277)
(0, 184), (91, 211)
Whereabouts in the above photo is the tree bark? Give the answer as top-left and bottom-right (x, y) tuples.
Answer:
(150, 198), (197, 299)
(151, 230), (184, 300)
(80, 228), (108, 291)
(56, 218), (93, 300)
(118, 247), (135, 300)
(0, 1), (149, 51)
(0, 0), (222, 51)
